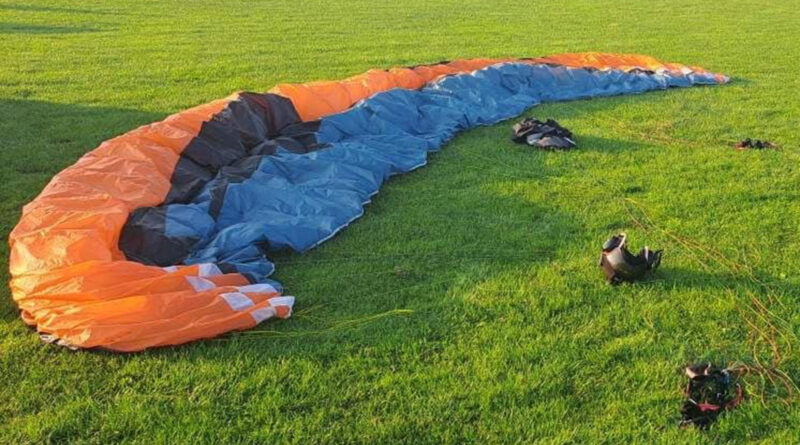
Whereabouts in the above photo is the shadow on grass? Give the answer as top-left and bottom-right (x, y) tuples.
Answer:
(726, 76), (753, 86)
(0, 98), (166, 173)
(0, 22), (100, 34)
(573, 134), (653, 154)
(0, 3), (116, 15)
(652, 266), (798, 296)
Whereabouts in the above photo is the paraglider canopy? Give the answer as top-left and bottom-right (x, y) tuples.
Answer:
(7, 53), (727, 351)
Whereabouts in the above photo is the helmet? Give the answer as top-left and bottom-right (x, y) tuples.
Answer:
(599, 233), (662, 284)
(680, 363), (743, 428)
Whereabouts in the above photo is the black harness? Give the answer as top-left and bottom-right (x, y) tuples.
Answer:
(599, 233), (662, 284)
(511, 118), (576, 149)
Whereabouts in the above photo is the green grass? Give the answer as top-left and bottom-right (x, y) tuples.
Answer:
(2, 0), (800, 442)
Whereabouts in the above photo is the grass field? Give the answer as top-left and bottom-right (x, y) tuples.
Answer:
(2, 0), (800, 442)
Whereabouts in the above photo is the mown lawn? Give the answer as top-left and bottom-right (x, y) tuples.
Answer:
(2, 0), (800, 443)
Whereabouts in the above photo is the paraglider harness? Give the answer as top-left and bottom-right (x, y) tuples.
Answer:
(511, 118), (576, 149)
(599, 233), (662, 284)
(680, 364), (743, 428)
(734, 138), (776, 150)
